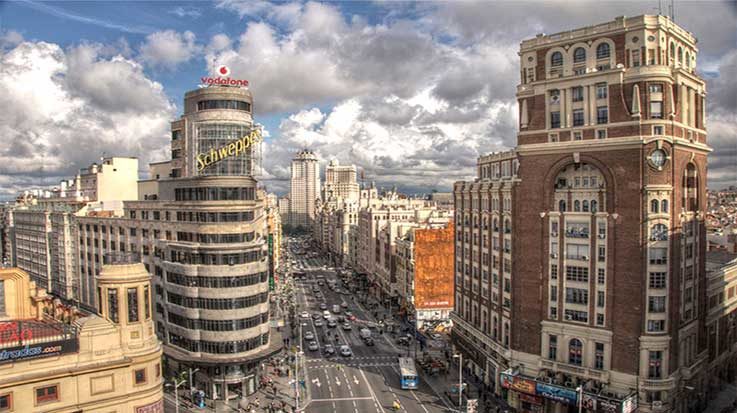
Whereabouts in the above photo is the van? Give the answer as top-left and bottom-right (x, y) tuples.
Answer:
(360, 328), (371, 339)
(332, 305), (341, 314)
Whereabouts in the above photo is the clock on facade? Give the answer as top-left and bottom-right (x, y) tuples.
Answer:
(650, 149), (667, 168)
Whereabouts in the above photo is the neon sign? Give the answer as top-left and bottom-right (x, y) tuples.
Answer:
(196, 129), (263, 171)
(200, 65), (249, 88)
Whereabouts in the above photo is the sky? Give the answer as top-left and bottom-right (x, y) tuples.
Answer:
(0, 0), (735, 198)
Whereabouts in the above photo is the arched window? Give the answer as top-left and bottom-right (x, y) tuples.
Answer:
(493, 218), (499, 232)
(504, 219), (511, 234)
(569, 339), (583, 365)
(596, 43), (610, 59)
(574, 200), (581, 212)
(559, 200), (567, 212)
(661, 200), (669, 213)
(651, 199), (660, 213)
(685, 51), (691, 68)
(670, 43), (675, 60)
(678, 47), (683, 64)
(651, 224), (669, 241)
(573, 47), (586, 63)
(551, 51), (563, 67)
(591, 200), (598, 213)
(582, 200), (590, 212)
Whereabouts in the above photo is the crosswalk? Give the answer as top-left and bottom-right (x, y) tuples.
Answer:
(307, 361), (397, 369)
(306, 355), (396, 363)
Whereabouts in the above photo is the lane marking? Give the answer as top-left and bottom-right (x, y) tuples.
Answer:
(391, 365), (429, 413)
(309, 397), (374, 402)
(358, 363), (383, 413)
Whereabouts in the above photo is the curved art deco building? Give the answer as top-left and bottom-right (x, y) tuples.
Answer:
(77, 84), (276, 401)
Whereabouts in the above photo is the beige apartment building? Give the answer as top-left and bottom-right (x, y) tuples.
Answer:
(0, 264), (163, 413)
(454, 15), (710, 413)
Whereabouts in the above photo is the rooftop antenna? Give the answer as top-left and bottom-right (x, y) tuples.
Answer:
(658, 0), (662, 15)
(669, 0), (675, 21)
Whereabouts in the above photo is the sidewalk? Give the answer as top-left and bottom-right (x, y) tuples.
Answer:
(704, 383), (737, 413)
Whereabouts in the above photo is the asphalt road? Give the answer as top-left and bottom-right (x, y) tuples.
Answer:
(291, 255), (452, 413)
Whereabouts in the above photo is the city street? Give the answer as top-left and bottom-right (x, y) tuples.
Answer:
(290, 250), (455, 413)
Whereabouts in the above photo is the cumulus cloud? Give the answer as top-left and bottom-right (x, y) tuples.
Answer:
(0, 30), (24, 50)
(0, 41), (175, 199)
(169, 6), (202, 18)
(139, 30), (199, 69)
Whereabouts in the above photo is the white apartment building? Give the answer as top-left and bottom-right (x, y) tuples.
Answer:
(289, 150), (320, 229)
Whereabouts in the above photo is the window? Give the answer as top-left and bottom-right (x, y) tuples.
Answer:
(596, 83), (608, 99)
(36, 385), (58, 404)
(573, 109), (584, 127)
(650, 101), (663, 119)
(648, 320), (665, 332)
(558, 200), (566, 212)
(649, 84), (663, 93)
(648, 351), (662, 378)
(130, 228), (137, 236)
(596, 129), (607, 140)
(597, 106), (608, 124)
(551, 112), (561, 129)
(144, 285), (150, 320)
(651, 224), (668, 241)
(573, 47), (586, 63)
(134, 368), (147, 384)
(551, 264), (558, 280)
(550, 286), (558, 302)
(596, 43), (610, 59)
(573, 131), (582, 141)
(649, 272), (667, 289)
(649, 248), (668, 265)
(595, 343), (605, 369)
(648, 296), (666, 313)
(653, 125), (664, 135)
(127, 288), (139, 323)
(569, 339), (583, 365)
(0, 394), (11, 411)
(631, 50), (640, 67)
(651, 199), (660, 213)
(597, 268), (605, 285)
(566, 266), (589, 282)
(661, 200), (669, 213)
(549, 335), (558, 360)
(551, 51), (563, 67)
(596, 313), (605, 326)
(597, 291), (605, 307)
(550, 306), (558, 318)
(108, 289), (119, 323)
(566, 288), (588, 305)
(572, 86), (584, 102)
(197, 100), (251, 111)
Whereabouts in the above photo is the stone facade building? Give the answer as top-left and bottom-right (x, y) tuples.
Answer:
(0, 264), (163, 413)
(288, 150), (320, 229)
(453, 15), (709, 413)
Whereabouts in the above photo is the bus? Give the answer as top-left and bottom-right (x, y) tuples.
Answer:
(398, 357), (418, 390)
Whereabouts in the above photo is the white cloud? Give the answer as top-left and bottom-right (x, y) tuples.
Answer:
(0, 41), (175, 199)
(139, 30), (199, 69)
(169, 6), (202, 18)
(0, 30), (24, 49)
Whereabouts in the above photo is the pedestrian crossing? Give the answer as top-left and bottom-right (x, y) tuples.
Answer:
(305, 355), (396, 363)
(306, 361), (397, 370)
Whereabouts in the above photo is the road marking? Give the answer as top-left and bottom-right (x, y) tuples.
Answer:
(354, 375), (359, 384)
(358, 363), (383, 413)
(307, 397), (374, 403)
(335, 376), (341, 386)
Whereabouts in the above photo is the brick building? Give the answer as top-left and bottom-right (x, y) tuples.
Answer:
(453, 15), (709, 413)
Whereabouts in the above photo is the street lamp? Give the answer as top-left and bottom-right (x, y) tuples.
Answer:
(166, 377), (187, 413)
(452, 353), (463, 408)
(576, 386), (583, 413)
(188, 367), (200, 395)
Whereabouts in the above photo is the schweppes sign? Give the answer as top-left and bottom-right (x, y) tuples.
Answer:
(196, 129), (263, 171)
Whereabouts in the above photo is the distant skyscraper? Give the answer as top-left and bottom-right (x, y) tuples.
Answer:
(289, 150), (320, 228)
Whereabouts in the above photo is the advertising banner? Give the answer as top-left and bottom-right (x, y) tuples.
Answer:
(413, 224), (454, 310)
(135, 399), (164, 413)
(597, 399), (619, 413)
(0, 338), (78, 364)
(581, 393), (597, 410)
(535, 382), (578, 405)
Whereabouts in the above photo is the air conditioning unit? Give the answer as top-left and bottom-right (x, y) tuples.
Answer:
(653, 401), (663, 409)
(551, 253), (558, 258)
(582, 255), (589, 261)
(565, 314), (573, 320)
(598, 234), (606, 239)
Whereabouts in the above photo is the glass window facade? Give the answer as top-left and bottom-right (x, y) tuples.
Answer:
(197, 100), (251, 112)
(196, 123), (255, 176)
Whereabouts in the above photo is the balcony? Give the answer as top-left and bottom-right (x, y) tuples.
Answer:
(641, 377), (676, 391)
(539, 359), (609, 382)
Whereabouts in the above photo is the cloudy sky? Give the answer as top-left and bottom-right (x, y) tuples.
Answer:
(0, 1), (735, 198)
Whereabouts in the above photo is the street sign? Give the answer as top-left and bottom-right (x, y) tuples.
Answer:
(466, 399), (478, 413)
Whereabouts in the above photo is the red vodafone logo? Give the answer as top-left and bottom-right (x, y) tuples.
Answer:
(200, 65), (248, 88)
(217, 65), (230, 76)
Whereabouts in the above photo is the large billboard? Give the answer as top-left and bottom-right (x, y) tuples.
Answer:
(414, 222), (454, 310)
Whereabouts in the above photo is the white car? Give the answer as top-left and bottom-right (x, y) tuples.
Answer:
(339, 345), (352, 357)
(304, 331), (315, 340)
(314, 319), (324, 327)
(308, 341), (319, 351)
(300, 311), (310, 319)
(342, 322), (352, 331)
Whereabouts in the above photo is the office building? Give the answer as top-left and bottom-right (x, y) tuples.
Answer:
(288, 150), (320, 229)
(453, 15), (709, 413)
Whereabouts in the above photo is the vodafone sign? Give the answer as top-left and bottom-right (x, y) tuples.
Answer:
(201, 65), (249, 87)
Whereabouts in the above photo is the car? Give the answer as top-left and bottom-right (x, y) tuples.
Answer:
(308, 341), (319, 351)
(311, 313), (321, 320)
(348, 314), (357, 321)
(337, 316), (346, 323)
(323, 344), (335, 355)
(341, 302), (349, 309)
(327, 319), (337, 328)
(339, 345), (352, 357)
(314, 319), (324, 327)
(430, 333), (443, 341)
(397, 336), (410, 346)
(342, 322), (352, 331)
(345, 311), (353, 318)
(317, 280), (324, 286)
(304, 331), (315, 340)
(300, 311), (310, 319)
(323, 311), (331, 319)
(364, 337), (375, 346)
(319, 303), (328, 310)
